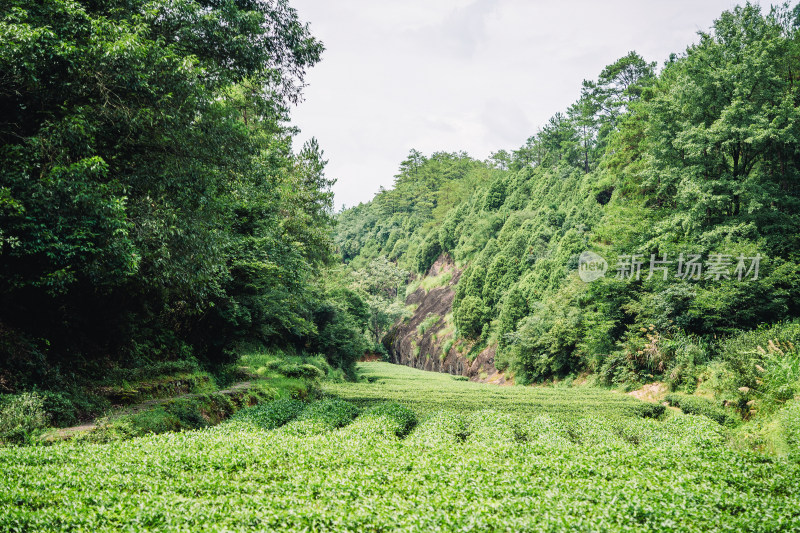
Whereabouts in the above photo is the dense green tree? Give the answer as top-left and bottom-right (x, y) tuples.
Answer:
(337, 2), (800, 385)
(645, 3), (800, 252)
(453, 295), (488, 340)
(347, 256), (408, 346)
(0, 0), (358, 388)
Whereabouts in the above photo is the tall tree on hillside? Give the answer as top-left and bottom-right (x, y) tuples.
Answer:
(574, 51), (656, 171)
(645, 3), (800, 254)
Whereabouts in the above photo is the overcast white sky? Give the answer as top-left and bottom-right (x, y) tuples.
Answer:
(289, 0), (751, 210)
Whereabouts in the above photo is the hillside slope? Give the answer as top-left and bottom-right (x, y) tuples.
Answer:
(385, 255), (506, 383)
(337, 5), (800, 398)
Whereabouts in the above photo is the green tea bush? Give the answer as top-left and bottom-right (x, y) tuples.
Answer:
(279, 399), (359, 437)
(328, 363), (674, 421)
(280, 418), (333, 437)
(467, 410), (528, 444)
(362, 402), (418, 438)
(297, 398), (359, 429)
(624, 402), (666, 420)
(659, 414), (728, 450)
(2, 363), (800, 531)
(666, 393), (739, 427)
(231, 398), (306, 430)
(407, 412), (471, 446)
(565, 417), (628, 447)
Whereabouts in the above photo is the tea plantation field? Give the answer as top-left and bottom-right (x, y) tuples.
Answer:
(1, 363), (799, 531)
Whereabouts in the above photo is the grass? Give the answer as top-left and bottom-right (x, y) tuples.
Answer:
(0, 349), (328, 446)
(419, 270), (453, 291)
(404, 279), (421, 297)
(416, 313), (440, 335)
(404, 270), (454, 297)
(1, 362), (798, 531)
(240, 350), (331, 381)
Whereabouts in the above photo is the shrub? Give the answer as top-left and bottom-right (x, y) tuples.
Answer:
(441, 338), (455, 359)
(297, 399), (359, 429)
(664, 333), (711, 393)
(264, 360), (326, 381)
(103, 359), (201, 384)
(231, 398), (306, 430)
(506, 306), (582, 384)
(627, 402), (666, 419)
(718, 321), (800, 413)
(0, 392), (49, 444)
(38, 390), (79, 427)
(407, 412), (471, 446)
(666, 393), (739, 427)
(420, 271), (453, 292)
(311, 301), (368, 378)
(267, 359), (300, 377)
(327, 368), (347, 383)
(781, 400), (800, 458)
(297, 364), (325, 381)
(598, 351), (639, 386)
(363, 402), (418, 438)
(417, 314), (440, 335)
(166, 401), (211, 429)
(468, 410), (528, 444)
(125, 407), (182, 435)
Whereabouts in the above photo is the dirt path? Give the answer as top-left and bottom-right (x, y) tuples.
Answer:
(54, 381), (253, 438)
(627, 382), (668, 403)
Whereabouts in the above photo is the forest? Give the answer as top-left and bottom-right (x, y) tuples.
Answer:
(1, 1), (800, 531)
(0, 0), (370, 420)
(338, 3), (800, 389)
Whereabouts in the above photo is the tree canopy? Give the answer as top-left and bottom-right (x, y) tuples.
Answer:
(0, 0), (367, 389)
(337, 2), (800, 385)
